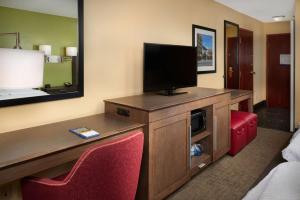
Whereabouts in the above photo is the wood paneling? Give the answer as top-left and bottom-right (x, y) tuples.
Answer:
(149, 113), (190, 200)
(213, 102), (230, 161)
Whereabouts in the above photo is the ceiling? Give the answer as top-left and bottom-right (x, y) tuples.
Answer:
(215, 0), (295, 22)
(0, 0), (77, 18)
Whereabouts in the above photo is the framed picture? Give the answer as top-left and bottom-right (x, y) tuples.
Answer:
(192, 24), (216, 74)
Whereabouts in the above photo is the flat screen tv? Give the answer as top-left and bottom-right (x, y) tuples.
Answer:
(143, 43), (197, 96)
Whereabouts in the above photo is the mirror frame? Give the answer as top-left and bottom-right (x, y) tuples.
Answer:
(224, 20), (239, 88)
(0, 0), (84, 107)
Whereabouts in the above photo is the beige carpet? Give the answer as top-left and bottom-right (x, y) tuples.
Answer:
(167, 127), (292, 200)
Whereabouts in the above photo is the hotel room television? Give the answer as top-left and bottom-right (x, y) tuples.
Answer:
(143, 43), (197, 96)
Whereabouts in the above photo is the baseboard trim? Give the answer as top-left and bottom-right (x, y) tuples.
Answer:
(254, 100), (267, 111)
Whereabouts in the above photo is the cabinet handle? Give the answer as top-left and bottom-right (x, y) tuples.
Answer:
(189, 125), (192, 169)
(213, 116), (217, 151)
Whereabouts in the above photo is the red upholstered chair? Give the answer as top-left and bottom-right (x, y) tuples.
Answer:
(21, 131), (144, 200)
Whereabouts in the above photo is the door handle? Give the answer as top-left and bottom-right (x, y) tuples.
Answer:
(250, 71), (256, 75)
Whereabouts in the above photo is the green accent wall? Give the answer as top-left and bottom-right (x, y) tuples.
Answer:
(0, 6), (77, 87)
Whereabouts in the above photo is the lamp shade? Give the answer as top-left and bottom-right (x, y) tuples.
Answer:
(66, 47), (77, 56)
(0, 48), (44, 89)
(39, 45), (51, 56)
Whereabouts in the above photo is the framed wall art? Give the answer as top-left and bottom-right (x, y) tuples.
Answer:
(192, 24), (216, 74)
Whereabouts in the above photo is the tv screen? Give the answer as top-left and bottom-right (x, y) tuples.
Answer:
(143, 43), (197, 94)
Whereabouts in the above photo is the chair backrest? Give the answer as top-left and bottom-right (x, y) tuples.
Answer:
(63, 131), (144, 200)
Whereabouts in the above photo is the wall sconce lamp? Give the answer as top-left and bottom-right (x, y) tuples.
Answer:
(66, 47), (78, 57)
(39, 45), (51, 56)
(0, 32), (22, 49)
(38, 45), (77, 63)
(63, 47), (78, 61)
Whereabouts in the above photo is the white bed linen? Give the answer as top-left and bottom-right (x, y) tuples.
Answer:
(243, 162), (300, 200)
(282, 129), (300, 161)
(0, 89), (49, 100)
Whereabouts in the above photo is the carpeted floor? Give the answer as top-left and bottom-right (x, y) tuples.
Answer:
(167, 127), (292, 200)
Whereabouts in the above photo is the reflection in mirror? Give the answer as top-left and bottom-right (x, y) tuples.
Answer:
(224, 21), (239, 89)
(0, 0), (83, 106)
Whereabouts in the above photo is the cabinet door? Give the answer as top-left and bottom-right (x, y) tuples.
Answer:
(149, 113), (190, 200)
(213, 102), (231, 161)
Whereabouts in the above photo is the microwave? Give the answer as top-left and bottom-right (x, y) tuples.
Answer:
(191, 109), (206, 137)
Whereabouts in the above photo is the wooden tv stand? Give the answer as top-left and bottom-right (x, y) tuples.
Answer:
(105, 87), (252, 200)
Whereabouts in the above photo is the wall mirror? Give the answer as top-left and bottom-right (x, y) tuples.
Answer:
(224, 20), (239, 89)
(0, 0), (83, 107)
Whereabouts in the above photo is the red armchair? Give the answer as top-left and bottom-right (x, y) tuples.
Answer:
(21, 131), (144, 200)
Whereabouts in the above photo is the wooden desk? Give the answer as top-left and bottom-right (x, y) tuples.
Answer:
(0, 114), (144, 186)
(0, 87), (253, 200)
(230, 89), (253, 112)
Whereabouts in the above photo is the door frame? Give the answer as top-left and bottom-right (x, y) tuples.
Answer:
(290, 19), (295, 132)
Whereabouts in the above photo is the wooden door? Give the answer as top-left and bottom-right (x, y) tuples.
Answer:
(149, 113), (190, 200)
(239, 28), (254, 91)
(267, 34), (290, 108)
(213, 102), (230, 161)
(227, 37), (239, 89)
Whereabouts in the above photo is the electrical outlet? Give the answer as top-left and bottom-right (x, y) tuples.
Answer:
(0, 187), (11, 200)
